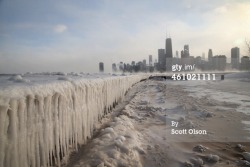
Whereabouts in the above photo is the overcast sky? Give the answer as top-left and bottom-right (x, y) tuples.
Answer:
(0, 0), (250, 73)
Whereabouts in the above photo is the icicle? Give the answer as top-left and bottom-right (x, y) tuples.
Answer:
(0, 103), (9, 167)
(0, 75), (149, 167)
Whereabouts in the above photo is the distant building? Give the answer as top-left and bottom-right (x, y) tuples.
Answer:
(231, 47), (240, 69)
(123, 63), (127, 71)
(176, 51), (179, 58)
(212, 55), (226, 71)
(142, 60), (147, 71)
(180, 45), (190, 66)
(131, 61), (135, 66)
(184, 45), (189, 58)
(119, 62), (124, 71)
(188, 56), (195, 66)
(218, 55), (227, 71)
(99, 62), (104, 72)
(181, 50), (184, 58)
(195, 56), (202, 66)
(202, 52), (205, 60)
(241, 56), (250, 70)
(165, 38), (173, 58)
(154, 59), (158, 69)
(165, 38), (173, 71)
(112, 63), (117, 72)
(136, 61), (143, 72)
(208, 49), (213, 62)
(172, 57), (180, 66)
(149, 55), (153, 66)
(158, 49), (166, 72)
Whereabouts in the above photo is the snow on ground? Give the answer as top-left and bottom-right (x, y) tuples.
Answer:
(66, 76), (250, 167)
(1, 72), (250, 167)
(71, 115), (145, 167)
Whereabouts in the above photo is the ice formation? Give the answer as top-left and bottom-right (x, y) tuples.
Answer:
(0, 74), (148, 167)
(8, 75), (30, 83)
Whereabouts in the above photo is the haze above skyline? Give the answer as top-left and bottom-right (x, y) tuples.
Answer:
(0, 0), (250, 73)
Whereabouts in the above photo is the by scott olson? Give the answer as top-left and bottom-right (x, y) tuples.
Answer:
(171, 73), (216, 81)
(171, 129), (207, 135)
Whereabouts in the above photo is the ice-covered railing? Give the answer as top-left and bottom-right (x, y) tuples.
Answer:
(0, 74), (149, 167)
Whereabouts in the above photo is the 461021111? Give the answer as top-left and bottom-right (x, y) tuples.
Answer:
(171, 73), (216, 81)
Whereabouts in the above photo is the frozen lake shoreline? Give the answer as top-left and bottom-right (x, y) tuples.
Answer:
(0, 72), (249, 167)
(66, 76), (250, 167)
(0, 74), (149, 167)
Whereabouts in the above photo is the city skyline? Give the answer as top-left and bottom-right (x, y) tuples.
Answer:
(0, 0), (250, 73)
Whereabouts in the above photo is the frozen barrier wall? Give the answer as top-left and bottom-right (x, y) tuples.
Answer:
(0, 75), (148, 167)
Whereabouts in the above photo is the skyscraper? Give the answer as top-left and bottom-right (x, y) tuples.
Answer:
(149, 55), (153, 66)
(176, 51), (179, 58)
(181, 50), (184, 58)
(212, 55), (227, 71)
(231, 47), (240, 69)
(112, 63), (116, 72)
(241, 56), (250, 70)
(158, 49), (166, 71)
(165, 38), (173, 71)
(202, 52), (205, 60)
(165, 38), (173, 58)
(99, 62), (104, 72)
(184, 45), (189, 57)
(119, 62), (124, 71)
(208, 49), (213, 62)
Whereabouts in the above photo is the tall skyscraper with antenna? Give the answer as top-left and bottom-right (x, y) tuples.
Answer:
(165, 31), (173, 71)
(165, 38), (173, 58)
(165, 29), (173, 58)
